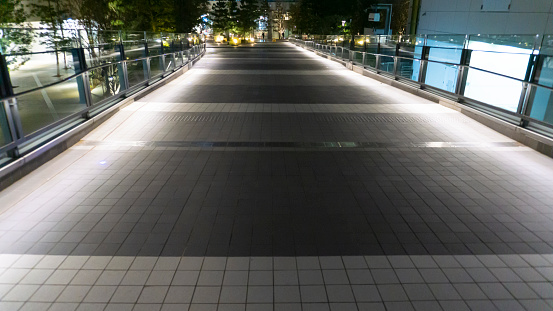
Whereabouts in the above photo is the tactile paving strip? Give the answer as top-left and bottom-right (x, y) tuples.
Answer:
(79, 140), (524, 149)
(140, 113), (472, 124)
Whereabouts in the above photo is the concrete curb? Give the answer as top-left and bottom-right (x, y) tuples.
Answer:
(0, 51), (205, 191)
(297, 43), (553, 159)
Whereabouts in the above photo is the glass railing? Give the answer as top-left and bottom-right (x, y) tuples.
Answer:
(291, 33), (553, 138)
(88, 63), (125, 106)
(0, 27), (206, 164)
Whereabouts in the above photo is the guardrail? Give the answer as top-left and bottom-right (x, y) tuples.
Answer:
(291, 38), (553, 140)
(0, 29), (206, 168)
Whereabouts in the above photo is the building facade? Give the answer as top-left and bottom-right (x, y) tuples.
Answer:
(415, 0), (553, 35)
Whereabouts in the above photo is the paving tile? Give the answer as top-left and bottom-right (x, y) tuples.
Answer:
(110, 286), (143, 303)
(377, 284), (408, 302)
(137, 286), (169, 304)
(247, 286), (273, 303)
(192, 286), (221, 303)
(163, 286), (194, 304)
(274, 286), (301, 303)
(300, 285), (327, 303)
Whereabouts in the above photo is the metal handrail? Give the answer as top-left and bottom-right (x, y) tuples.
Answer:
(299, 39), (553, 92)
(1, 48), (197, 101)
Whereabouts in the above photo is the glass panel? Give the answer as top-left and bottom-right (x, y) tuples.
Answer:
(165, 54), (175, 71)
(89, 63), (125, 105)
(352, 51), (363, 64)
(469, 50), (529, 80)
(380, 36), (396, 56)
(162, 33), (175, 52)
(175, 52), (183, 67)
(364, 54), (377, 68)
(149, 56), (164, 78)
(80, 30), (121, 68)
(366, 36), (379, 54)
(0, 104), (13, 147)
(424, 46), (461, 93)
(527, 55), (553, 123)
(464, 68), (522, 112)
(16, 78), (88, 136)
(397, 58), (418, 80)
(7, 51), (76, 94)
(378, 55), (395, 74)
(425, 62), (458, 93)
(127, 59), (148, 88)
(354, 35), (366, 51)
(121, 31), (146, 60)
(428, 46), (462, 64)
(426, 34), (465, 49)
(535, 55), (553, 89)
(468, 34), (538, 52)
(527, 85), (553, 125)
(146, 32), (163, 56)
(540, 35), (553, 56)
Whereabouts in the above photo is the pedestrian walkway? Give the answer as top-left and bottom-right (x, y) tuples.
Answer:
(0, 42), (553, 310)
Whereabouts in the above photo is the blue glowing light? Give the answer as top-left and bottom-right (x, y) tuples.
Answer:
(99, 161), (107, 165)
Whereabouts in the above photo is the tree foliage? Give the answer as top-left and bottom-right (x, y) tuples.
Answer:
(238, 0), (259, 36)
(0, 0), (33, 69)
(175, 0), (209, 33)
(30, 0), (72, 76)
(288, 0), (409, 36)
(211, 0), (230, 36)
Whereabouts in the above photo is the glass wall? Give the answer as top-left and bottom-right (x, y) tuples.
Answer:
(423, 36), (464, 93)
(295, 32), (553, 133)
(0, 26), (204, 164)
(527, 36), (553, 124)
(89, 63), (126, 105)
(16, 78), (87, 136)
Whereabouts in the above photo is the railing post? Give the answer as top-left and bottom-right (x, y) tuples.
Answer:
(160, 32), (166, 73)
(454, 48), (472, 96)
(518, 54), (542, 126)
(71, 47), (92, 109)
(393, 43), (400, 77)
(0, 54), (23, 155)
(4, 99), (23, 157)
(143, 32), (150, 79)
(115, 42), (129, 91)
(362, 52), (366, 66)
(417, 46), (430, 85)
(0, 53), (14, 100)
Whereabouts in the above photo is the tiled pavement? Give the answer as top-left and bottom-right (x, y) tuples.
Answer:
(0, 42), (552, 310)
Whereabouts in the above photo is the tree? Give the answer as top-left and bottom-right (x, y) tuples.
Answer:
(30, 0), (72, 77)
(391, 0), (410, 35)
(0, 0), (33, 70)
(67, 0), (121, 31)
(289, 0), (319, 35)
(211, 0), (230, 37)
(115, 0), (175, 32)
(272, 0), (285, 36)
(227, 0), (240, 36)
(175, 0), (209, 33)
(238, 0), (258, 37)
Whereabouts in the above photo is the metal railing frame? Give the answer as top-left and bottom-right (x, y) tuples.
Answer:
(291, 38), (553, 138)
(0, 33), (206, 161)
